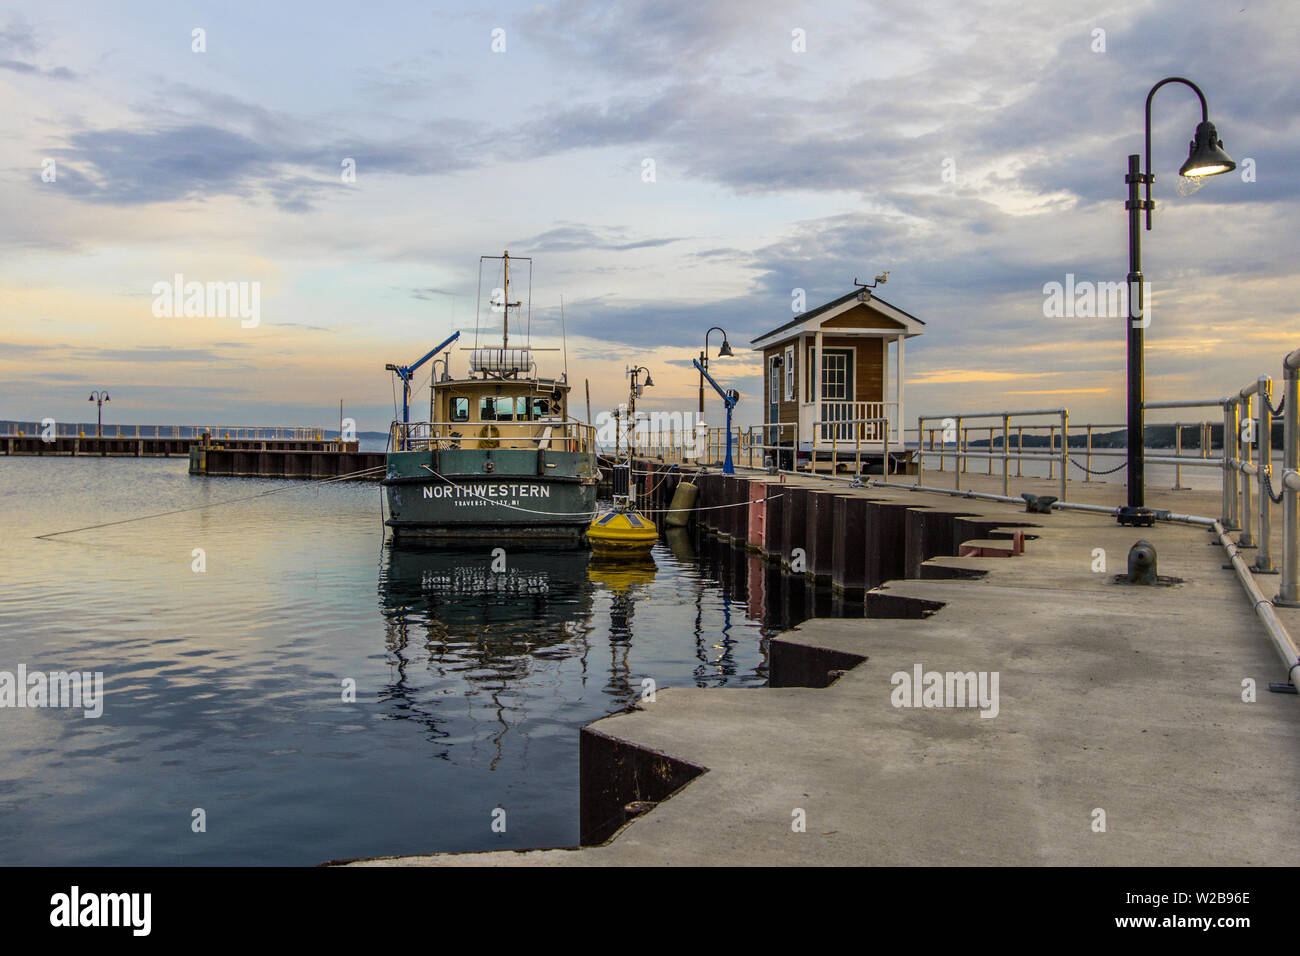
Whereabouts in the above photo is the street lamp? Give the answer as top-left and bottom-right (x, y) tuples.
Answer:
(1118, 76), (1235, 527)
(699, 326), (733, 414)
(88, 390), (110, 438)
(623, 366), (654, 457)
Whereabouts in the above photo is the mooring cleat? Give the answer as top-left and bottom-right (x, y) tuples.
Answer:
(1021, 493), (1057, 514)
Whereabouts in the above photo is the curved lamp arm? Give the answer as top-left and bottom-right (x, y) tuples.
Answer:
(1143, 76), (1209, 231)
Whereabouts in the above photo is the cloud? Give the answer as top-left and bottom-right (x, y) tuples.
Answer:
(0, 15), (77, 79)
(512, 225), (686, 253)
(77, 347), (242, 363)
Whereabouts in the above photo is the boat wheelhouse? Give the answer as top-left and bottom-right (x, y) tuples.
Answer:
(383, 252), (599, 541)
(750, 284), (925, 472)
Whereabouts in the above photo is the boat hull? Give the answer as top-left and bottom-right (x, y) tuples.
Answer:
(383, 447), (598, 541)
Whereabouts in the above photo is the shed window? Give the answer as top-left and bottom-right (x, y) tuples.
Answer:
(784, 346), (795, 401)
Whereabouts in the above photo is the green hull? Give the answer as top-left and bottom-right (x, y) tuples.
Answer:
(383, 446), (598, 541)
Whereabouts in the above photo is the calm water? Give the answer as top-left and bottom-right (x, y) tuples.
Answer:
(0, 457), (844, 865)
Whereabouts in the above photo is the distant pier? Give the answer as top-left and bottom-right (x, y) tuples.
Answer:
(2, 425), (384, 481)
(188, 438), (384, 481)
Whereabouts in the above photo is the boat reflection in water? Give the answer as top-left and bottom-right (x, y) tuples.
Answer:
(375, 530), (862, 764)
(377, 541), (597, 766)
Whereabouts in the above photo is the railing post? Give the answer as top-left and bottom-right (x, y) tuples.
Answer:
(1047, 425), (1055, 480)
(1257, 376), (1274, 572)
(1224, 400), (1239, 529)
(882, 414), (890, 476)
(917, 417), (925, 486)
(1002, 413), (1010, 497)
(955, 418), (963, 491)
(1016, 427), (1023, 477)
(986, 426), (993, 475)
(1172, 424), (1187, 490)
(1060, 409), (1069, 503)
(1084, 425), (1093, 483)
(1277, 353), (1300, 606)
(1241, 395), (1255, 548)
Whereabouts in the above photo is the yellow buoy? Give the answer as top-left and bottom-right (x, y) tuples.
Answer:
(586, 507), (658, 555)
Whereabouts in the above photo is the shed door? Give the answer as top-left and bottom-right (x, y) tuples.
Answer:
(821, 348), (854, 438)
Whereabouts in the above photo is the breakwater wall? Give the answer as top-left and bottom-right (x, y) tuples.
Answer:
(635, 460), (1035, 697)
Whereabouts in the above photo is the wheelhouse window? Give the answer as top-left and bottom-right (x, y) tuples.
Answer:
(481, 396), (531, 421)
(450, 397), (469, 422)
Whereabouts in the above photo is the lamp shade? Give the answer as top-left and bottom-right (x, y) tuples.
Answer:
(643, 372), (654, 387)
(718, 340), (734, 357)
(1179, 120), (1235, 177)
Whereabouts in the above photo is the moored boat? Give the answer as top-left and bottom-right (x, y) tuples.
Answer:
(383, 252), (600, 541)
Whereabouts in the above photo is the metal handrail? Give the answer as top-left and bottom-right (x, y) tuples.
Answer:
(390, 418), (596, 453)
(915, 408), (1069, 501)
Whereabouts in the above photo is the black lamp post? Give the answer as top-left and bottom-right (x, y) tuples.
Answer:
(699, 327), (733, 414)
(88, 390), (110, 437)
(624, 366), (654, 458)
(1118, 76), (1235, 527)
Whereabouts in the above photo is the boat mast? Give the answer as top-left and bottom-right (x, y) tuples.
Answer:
(500, 249), (522, 350)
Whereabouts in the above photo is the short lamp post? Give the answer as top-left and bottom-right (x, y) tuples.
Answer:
(1118, 76), (1236, 527)
(625, 366), (654, 456)
(699, 327), (733, 415)
(88, 390), (110, 438)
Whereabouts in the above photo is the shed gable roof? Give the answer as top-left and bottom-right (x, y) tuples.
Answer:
(750, 289), (925, 350)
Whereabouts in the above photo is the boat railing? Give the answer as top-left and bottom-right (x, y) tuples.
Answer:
(390, 419), (597, 453)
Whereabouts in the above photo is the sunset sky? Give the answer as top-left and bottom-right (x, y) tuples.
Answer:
(1, 0), (1297, 434)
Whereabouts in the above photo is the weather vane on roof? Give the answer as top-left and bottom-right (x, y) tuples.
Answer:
(854, 271), (889, 290)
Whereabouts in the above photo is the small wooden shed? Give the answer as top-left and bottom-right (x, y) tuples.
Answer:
(750, 287), (925, 468)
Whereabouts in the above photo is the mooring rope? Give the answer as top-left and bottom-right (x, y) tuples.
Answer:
(35, 465), (386, 539)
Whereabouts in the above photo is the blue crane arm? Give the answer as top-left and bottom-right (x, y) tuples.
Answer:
(387, 331), (463, 444)
(388, 330), (461, 382)
(692, 358), (738, 409)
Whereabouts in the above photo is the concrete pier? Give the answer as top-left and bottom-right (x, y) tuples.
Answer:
(348, 465), (1300, 866)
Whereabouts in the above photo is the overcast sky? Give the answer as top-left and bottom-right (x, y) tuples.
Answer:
(1, 0), (1297, 432)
